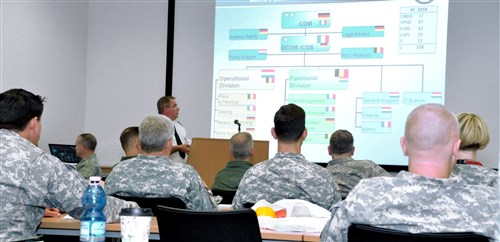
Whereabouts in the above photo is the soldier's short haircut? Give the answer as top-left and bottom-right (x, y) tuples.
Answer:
(0, 88), (45, 131)
(273, 104), (306, 142)
(120, 126), (139, 151)
(230, 132), (254, 160)
(156, 96), (175, 114)
(329, 130), (354, 154)
(78, 133), (97, 151)
(139, 115), (174, 153)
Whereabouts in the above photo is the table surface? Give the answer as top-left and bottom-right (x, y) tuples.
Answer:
(39, 216), (320, 241)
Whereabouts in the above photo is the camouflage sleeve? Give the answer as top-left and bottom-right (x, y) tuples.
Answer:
(371, 164), (392, 177)
(44, 155), (88, 219)
(185, 167), (218, 211)
(45, 158), (137, 222)
(103, 196), (138, 222)
(76, 160), (99, 179)
(320, 201), (349, 242)
(231, 169), (253, 209)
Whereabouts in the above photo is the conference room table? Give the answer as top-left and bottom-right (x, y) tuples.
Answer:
(37, 216), (321, 242)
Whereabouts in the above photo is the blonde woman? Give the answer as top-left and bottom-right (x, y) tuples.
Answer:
(450, 112), (497, 187)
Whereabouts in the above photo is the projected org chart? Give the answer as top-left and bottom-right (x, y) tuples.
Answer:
(215, 5), (443, 139)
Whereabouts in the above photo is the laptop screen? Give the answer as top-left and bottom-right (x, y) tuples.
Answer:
(48, 144), (80, 164)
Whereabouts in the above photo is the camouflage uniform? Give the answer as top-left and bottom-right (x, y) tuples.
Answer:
(320, 171), (498, 242)
(0, 129), (136, 241)
(76, 153), (101, 179)
(232, 152), (341, 209)
(326, 157), (391, 198)
(211, 160), (253, 191)
(451, 164), (498, 187)
(105, 154), (217, 211)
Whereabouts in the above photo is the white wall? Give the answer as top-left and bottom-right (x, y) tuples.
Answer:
(1, 1), (168, 166)
(1, 1), (88, 149)
(85, 2), (168, 165)
(445, 2), (499, 167)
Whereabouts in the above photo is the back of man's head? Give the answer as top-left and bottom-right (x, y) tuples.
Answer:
(230, 132), (254, 160)
(329, 129), (354, 155)
(403, 103), (460, 176)
(273, 104), (306, 142)
(78, 133), (97, 152)
(0, 88), (45, 131)
(120, 126), (139, 153)
(139, 114), (174, 154)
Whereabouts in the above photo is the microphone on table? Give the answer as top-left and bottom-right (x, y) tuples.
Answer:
(234, 119), (241, 133)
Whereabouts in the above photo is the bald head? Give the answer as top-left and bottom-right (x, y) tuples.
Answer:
(404, 103), (459, 150)
(402, 103), (461, 177)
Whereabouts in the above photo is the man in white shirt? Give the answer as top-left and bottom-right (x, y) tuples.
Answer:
(157, 96), (191, 163)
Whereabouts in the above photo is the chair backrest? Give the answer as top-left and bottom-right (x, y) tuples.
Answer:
(156, 205), (262, 242)
(211, 189), (236, 204)
(347, 223), (489, 242)
(112, 194), (186, 215)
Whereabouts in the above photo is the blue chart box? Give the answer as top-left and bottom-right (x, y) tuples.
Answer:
(281, 35), (330, 52)
(282, 11), (331, 29)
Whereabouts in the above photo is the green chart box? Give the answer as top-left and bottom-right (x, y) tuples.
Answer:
(304, 132), (331, 145)
(303, 106), (336, 117)
(306, 118), (336, 132)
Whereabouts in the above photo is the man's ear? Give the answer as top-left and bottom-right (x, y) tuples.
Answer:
(166, 138), (173, 153)
(302, 128), (308, 140)
(452, 138), (461, 160)
(351, 146), (355, 156)
(271, 128), (277, 139)
(328, 146), (332, 156)
(400, 137), (408, 156)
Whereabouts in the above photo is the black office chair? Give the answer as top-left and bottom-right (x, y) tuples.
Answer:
(112, 194), (186, 215)
(211, 189), (236, 204)
(156, 205), (262, 242)
(347, 223), (489, 242)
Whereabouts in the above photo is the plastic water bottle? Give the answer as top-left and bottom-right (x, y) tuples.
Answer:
(80, 176), (106, 242)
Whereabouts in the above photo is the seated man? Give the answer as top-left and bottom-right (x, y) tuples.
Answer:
(326, 129), (391, 198)
(0, 88), (136, 241)
(105, 114), (217, 211)
(75, 133), (101, 179)
(450, 112), (497, 187)
(321, 103), (498, 242)
(118, 126), (141, 162)
(232, 104), (341, 210)
(212, 132), (254, 191)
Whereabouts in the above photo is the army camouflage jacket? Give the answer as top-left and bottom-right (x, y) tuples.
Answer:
(320, 171), (498, 242)
(326, 157), (391, 198)
(0, 129), (136, 241)
(232, 152), (341, 209)
(105, 154), (217, 211)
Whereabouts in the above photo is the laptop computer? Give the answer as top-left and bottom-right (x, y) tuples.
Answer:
(48, 144), (80, 164)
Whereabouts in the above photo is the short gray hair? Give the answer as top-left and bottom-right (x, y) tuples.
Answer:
(230, 132), (253, 159)
(139, 114), (174, 153)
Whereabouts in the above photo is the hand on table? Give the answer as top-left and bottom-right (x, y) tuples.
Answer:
(44, 208), (62, 217)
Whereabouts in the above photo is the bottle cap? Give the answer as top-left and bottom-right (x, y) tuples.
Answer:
(89, 176), (101, 184)
(120, 208), (153, 217)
